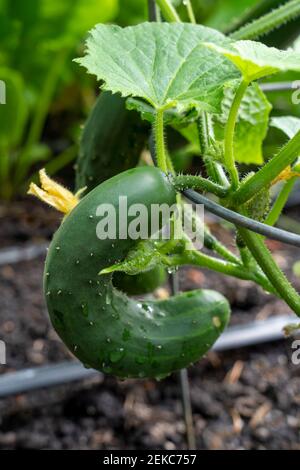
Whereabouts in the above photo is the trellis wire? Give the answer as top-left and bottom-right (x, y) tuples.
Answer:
(183, 189), (300, 248)
(260, 82), (299, 92)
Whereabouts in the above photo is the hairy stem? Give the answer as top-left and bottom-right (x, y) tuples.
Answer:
(265, 178), (297, 226)
(154, 109), (168, 173)
(232, 130), (300, 205)
(231, 0), (300, 40)
(184, 0), (196, 24)
(239, 227), (300, 315)
(155, 0), (181, 22)
(205, 229), (241, 265)
(198, 113), (230, 187)
(174, 174), (228, 198)
(164, 251), (275, 294)
(224, 79), (249, 190)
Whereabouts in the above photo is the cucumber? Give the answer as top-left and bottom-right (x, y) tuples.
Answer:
(45, 167), (230, 379)
(76, 91), (167, 294)
(76, 91), (148, 192)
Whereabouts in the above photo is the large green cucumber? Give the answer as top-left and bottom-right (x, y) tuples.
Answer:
(76, 91), (167, 295)
(76, 91), (148, 192)
(45, 167), (230, 379)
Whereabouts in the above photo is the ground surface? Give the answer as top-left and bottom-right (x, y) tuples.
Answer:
(0, 200), (300, 450)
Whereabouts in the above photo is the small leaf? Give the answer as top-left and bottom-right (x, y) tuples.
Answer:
(214, 82), (272, 165)
(100, 240), (163, 276)
(205, 40), (300, 82)
(270, 116), (300, 140)
(76, 22), (240, 113)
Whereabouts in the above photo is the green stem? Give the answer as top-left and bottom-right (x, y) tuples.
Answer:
(184, 201), (241, 265)
(198, 112), (229, 187)
(164, 251), (275, 294)
(231, 0), (300, 40)
(155, 0), (181, 22)
(154, 108), (168, 173)
(265, 178), (297, 226)
(166, 152), (176, 175)
(224, 79), (248, 190)
(232, 130), (300, 205)
(205, 230), (241, 265)
(174, 174), (228, 198)
(184, 0), (196, 24)
(238, 227), (300, 316)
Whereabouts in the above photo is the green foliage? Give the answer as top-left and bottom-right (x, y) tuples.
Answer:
(270, 116), (300, 139)
(206, 40), (300, 82)
(76, 22), (239, 113)
(214, 82), (272, 164)
(0, 0), (119, 198)
(29, 1), (300, 379)
(0, 68), (28, 148)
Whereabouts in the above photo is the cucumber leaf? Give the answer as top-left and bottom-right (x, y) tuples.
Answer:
(270, 116), (300, 139)
(76, 22), (240, 113)
(214, 82), (272, 165)
(205, 40), (300, 82)
(101, 239), (164, 276)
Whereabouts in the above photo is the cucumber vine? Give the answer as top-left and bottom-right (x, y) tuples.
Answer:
(29, 0), (300, 379)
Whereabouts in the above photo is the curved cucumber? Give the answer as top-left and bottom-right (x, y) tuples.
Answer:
(76, 91), (166, 294)
(45, 167), (230, 379)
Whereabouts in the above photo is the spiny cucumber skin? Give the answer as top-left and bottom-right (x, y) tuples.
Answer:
(45, 167), (230, 379)
(113, 267), (167, 296)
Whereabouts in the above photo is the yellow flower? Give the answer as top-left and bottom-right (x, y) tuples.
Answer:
(28, 169), (86, 215)
(272, 165), (300, 186)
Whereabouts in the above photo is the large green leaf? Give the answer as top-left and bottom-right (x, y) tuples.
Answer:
(76, 22), (240, 113)
(214, 82), (272, 165)
(270, 116), (300, 139)
(205, 40), (300, 82)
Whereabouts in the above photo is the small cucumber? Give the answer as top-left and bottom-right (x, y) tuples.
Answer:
(45, 167), (230, 379)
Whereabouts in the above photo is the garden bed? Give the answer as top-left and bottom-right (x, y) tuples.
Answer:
(0, 200), (299, 450)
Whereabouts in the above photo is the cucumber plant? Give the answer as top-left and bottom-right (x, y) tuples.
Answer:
(29, 0), (300, 379)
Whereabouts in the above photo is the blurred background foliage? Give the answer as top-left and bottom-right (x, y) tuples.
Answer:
(0, 0), (299, 199)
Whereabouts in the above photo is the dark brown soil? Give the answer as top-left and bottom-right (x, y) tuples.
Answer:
(0, 199), (300, 450)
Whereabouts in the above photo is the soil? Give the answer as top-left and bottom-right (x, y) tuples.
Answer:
(0, 199), (300, 450)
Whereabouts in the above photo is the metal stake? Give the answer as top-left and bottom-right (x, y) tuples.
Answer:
(170, 272), (197, 450)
